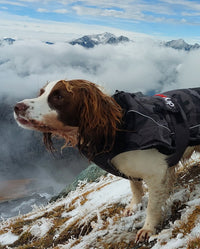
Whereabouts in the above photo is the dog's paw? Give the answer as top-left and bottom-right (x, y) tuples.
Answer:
(135, 228), (153, 243)
(123, 206), (136, 216)
(123, 203), (141, 217)
(123, 206), (133, 216)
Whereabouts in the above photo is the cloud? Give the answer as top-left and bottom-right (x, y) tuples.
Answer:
(1, 0), (200, 26)
(182, 12), (200, 17)
(161, 0), (200, 11)
(72, 5), (124, 18)
(1, 36), (200, 201)
(54, 8), (68, 14)
(37, 8), (68, 14)
(1, 14), (147, 42)
(71, 2), (174, 23)
(0, 0), (26, 6)
(170, 49), (200, 89)
(37, 8), (49, 13)
(0, 38), (200, 99)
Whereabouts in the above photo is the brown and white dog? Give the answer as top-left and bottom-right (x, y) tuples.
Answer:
(14, 79), (197, 243)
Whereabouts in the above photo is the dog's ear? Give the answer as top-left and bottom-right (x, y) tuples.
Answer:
(61, 79), (122, 158)
(74, 81), (122, 158)
(43, 132), (55, 152)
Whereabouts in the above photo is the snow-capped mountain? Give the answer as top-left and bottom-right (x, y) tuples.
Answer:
(0, 38), (15, 46)
(1, 35), (199, 51)
(69, 32), (130, 48)
(165, 39), (200, 51)
(69, 34), (200, 50)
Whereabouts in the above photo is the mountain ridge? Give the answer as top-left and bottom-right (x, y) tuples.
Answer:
(69, 32), (130, 48)
(1, 33), (199, 51)
(164, 38), (200, 51)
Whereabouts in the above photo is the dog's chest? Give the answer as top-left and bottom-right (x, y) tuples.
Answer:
(111, 149), (167, 180)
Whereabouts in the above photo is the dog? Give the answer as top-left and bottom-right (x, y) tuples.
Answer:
(14, 79), (200, 243)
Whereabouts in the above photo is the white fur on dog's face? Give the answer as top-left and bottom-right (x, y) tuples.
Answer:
(14, 80), (78, 146)
(14, 81), (58, 130)
(14, 79), (79, 146)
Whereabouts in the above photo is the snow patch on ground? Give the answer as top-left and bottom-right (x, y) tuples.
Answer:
(0, 231), (18, 246)
(0, 161), (199, 248)
(29, 217), (54, 238)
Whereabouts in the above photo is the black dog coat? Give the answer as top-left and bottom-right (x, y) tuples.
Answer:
(84, 88), (200, 179)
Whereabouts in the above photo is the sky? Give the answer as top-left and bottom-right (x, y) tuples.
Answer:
(0, 0), (200, 43)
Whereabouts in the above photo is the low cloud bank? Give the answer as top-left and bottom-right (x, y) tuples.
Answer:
(0, 37), (200, 194)
(1, 39), (200, 99)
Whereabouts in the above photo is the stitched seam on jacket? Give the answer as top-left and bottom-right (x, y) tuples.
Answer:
(127, 109), (172, 133)
(190, 124), (200, 129)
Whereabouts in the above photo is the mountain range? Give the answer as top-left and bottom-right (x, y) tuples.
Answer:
(164, 38), (200, 51)
(1, 33), (199, 51)
(69, 32), (130, 48)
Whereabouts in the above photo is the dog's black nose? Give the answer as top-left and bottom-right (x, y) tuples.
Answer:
(14, 102), (29, 116)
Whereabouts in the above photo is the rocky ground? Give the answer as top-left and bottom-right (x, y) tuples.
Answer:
(0, 158), (200, 249)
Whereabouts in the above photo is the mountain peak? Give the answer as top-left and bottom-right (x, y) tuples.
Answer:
(69, 32), (130, 48)
(165, 39), (200, 51)
(0, 38), (15, 46)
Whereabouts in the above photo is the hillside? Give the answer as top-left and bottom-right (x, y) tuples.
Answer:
(0, 156), (200, 248)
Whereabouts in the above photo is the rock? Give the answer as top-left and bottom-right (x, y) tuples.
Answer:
(50, 164), (107, 202)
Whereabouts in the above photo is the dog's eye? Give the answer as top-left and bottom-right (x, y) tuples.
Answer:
(56, 94), (63, 99)
(53, 91), (63, 100)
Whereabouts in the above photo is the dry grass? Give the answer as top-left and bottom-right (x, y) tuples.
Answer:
(187, 236), (200, 249)
(97, 240), (136, 249)
(96, 237), (155, 249)
(172, 205), (200, 238)
(1, 164), (199, 248)
(0, 202), (126, 248)
(0, 179), (120, 248)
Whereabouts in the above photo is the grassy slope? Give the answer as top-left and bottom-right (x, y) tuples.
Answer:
(0, 159), (200, 249)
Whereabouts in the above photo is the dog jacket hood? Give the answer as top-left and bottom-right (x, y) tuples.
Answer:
(83, 88), (200, 179)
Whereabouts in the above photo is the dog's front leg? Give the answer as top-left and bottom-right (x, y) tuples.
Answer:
(124, 180), (144, 216)
(135, 174), (169, 243)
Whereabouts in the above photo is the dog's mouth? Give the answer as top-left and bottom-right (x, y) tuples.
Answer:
(16, 115), (56, 132)
(15, 115), (33, 127)
(17, 116), (29, 125)
(15, 114), (78, 147)
(14, 111), (52, 131)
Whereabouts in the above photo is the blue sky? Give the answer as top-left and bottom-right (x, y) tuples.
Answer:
(0, 0), (200, 42)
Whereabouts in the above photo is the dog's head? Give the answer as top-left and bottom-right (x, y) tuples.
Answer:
(14, 79), (122, 158)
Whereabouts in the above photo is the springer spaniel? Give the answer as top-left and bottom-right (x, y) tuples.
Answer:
(14, 79), (199, 243)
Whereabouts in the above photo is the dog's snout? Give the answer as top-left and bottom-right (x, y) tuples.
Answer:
(14, 102), (29, 116)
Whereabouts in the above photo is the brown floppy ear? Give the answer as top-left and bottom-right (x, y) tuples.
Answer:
(74, 81), (122, 159)
(43, 132), (55, 152)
